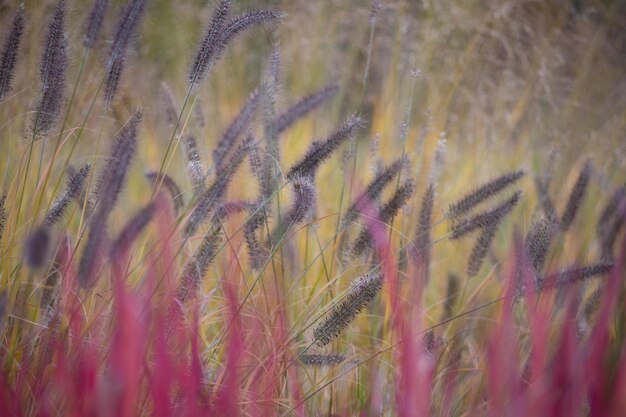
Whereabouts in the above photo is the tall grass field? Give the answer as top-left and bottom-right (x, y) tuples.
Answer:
(1, 0), (625, 416)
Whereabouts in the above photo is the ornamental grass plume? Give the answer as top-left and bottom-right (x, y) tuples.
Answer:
(449, 190), (521, 239)
(103, 0), (147, 105)
(32, 0), (68, 137)
(288, 174), (317, 224)
(466, 223), (499, 277)
(348, 178), (415, 259)
(260, 50), (280, 200)
(39, 234), (72, 316)
(145, 172), (184, 216)
(213, 88), (260, 170)
(220, 10), (285, 48)
(464, 183), (521, 277)
(24, 227), (50, 269)
(299, 353), (347, 367)
(597, 184), (626, 233)
(313, 271), (383, 347)
(182, 134), (207, 195)
(442, 272), (460, 321)
(597, 183), (626, 260)
(601, 213), (626, 262)
(274, 83), (340, 134)
(560, 160), (592, 232)
(42, 164), (90, 229)
(525, 216), (560, 274)
(538, 262), (614, 292)
(0, 196), (6, 244)
(244, 203), (269, 270)
(342, 156), (409, 228)
(188, 2), (282, 87)
(159, 82), (179, 127)
(78, 111), (142, 286)
(109, 202), (156, 260)
(270, 174), (317, 242)
(92, 111), (142, 214)
(178, 225), (222, 304)
(83, 0), (110, 49)
(188, 0), (231, 86)
(534, 149), (559, 220)
(447, 169), (525, 218)
(185, 135), (252, 237)
(248, 144), (270, 199)
(0, 4), (25, 101)
(24, 164), (90, 269)
(412, 183), (435, 277)
(212, 200), (254, 224)
(287, 114), (363, 179)
(0, 291), (6, 334)
(66, 165), (94, 214)
(535, 175), (558, 220)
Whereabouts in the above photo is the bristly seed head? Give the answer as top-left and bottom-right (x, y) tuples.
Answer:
(287, 114), (363, 179)
(299, 353), (346, 367)
(182, 134), (207, 196)
(145, 172), (184, 216)
(94, 111), (143, 215)
(534, 175), (558, 221)
(348, 179), (415, 260)
(0, 4), (25, 101)
(449, 191), (521, 240)
(289, 175), (316, 224)
(313, 271), (383, 347)
(213, 88), (261, 170)
(560, 160), (592, 232)
(212, 200), (254, 224)
(429, 137), (447, 184)
(178, 226), (222, 303)
(32, 0), (68, 137)
(466, 222), (498, 277)
(43, 164), (91, 229)
(597, 183), (626, 233)
(159, 82), (179, 127)
(525, 216), (560, 275)
(539, 263), (613, 292)
(83, 0), (110, 49)
(342, 156), (409, 228)
(0, 196), (6, 243)
(109, 0), (148, 62)
(412, 183), (436, 279)
(24, 227), (50, 269)
(447, 169), (525, 218)
(188, 0), (231, 86)
(442, 272), (460, 321)
(273, 83), (339, 134)
(104, 0), (148, 104)
(244, 203), (269, 270)
(220, 10), (285, 48)
(185, 135), (252, 237)
(110, 202), (156, 259)
(79, 111), (142, 287)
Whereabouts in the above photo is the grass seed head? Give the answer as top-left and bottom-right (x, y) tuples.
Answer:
(313, 271), (383, 347)
(447, 169), (525, 219)
(0, 4), (25, 101)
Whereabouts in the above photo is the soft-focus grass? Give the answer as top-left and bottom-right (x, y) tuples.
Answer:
(1, 1), (625, 416)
